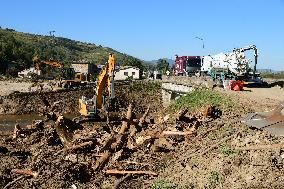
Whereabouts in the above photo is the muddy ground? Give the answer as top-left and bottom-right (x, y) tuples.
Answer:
(0, 80), (284, 189)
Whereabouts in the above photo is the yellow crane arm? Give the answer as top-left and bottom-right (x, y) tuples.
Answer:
(32, 56), (64, 70)
(95, 53), (115, 109)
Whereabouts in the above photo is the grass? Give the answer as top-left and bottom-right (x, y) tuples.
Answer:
(261, 71), (284, 79)
(150, 180), (177, 189)
(207, 171), (224, 189)
(129, 81), (161, 93)
(218, 143), (235, 157)
(168, 89), (235, 112)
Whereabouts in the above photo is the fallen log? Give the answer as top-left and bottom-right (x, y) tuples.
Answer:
(138, 105), (150, 127)
(234, 143), (284, 151)
(93, 104), (133, 171)
(11, 169), (39, 178)
(161, 130), (195, 136)
(105, 169), (158, 176)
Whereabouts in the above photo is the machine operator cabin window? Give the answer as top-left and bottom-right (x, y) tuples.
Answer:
(124, 72), (128, 76)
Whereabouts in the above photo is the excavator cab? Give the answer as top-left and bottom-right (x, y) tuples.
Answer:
(76, 53), (115, 122)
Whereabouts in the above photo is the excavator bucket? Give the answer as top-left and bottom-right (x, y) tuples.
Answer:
(241, 101), (284, 136)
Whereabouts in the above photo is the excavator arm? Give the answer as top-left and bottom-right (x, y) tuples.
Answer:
(78, 53), (115, 118)
(32, 56), (64, 70)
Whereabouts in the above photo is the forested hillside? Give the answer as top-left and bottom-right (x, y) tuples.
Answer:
(0, 28), (143, 76)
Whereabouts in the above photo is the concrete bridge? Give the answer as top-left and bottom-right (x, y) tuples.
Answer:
(161, 76), (214, 107)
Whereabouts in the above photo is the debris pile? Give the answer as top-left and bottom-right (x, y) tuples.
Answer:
(0, 97), (221, 188)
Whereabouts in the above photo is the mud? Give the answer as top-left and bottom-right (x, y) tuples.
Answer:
(1, 81), (284, 189)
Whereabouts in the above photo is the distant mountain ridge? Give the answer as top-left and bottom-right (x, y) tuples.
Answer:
(0, 27), (143, 75)
(146, 58), (175, 65)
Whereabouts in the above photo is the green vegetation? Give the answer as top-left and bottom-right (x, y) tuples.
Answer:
(150, 180), (177, 189)
(129, 81), (161, 93)
(168, 89), (235, 112)
(218, 143), (235, 157)
(156, 59), (170, 74)
(261, 71), (284, 79)
(0, 28), (144, 76)
(207, 171), (224, 189)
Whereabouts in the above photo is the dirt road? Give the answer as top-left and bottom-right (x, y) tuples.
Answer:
(222, 86), (283, 112)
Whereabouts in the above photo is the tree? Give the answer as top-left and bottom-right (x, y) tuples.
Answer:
(156, 59), (169, 74)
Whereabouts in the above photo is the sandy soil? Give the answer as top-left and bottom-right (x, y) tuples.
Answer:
(0, 81), (33, 96)
(221, 86), (283, 112)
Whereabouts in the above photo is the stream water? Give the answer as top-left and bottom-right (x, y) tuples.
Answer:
(0, 114), (43, 131)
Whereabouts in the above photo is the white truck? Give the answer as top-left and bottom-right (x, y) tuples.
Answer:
(201, 45), (260, 81)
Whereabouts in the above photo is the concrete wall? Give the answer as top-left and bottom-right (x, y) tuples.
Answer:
(71, 63), (95, 74)
(115, 67), (140, 80)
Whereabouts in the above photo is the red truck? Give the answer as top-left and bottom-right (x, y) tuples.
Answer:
(174, 55), (201, 76)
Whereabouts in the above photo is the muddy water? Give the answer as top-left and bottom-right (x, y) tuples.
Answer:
(0, 114), (79, 131)
(0, 114), (43, 131)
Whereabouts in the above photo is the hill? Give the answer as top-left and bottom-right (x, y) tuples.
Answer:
(147, 58), (175, 65)
(0, 28), (143, 76)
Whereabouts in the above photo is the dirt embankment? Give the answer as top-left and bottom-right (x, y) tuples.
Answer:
(0, 81), (284, 189)
(0, 82), (163, 115)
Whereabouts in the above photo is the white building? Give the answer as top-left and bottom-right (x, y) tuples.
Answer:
(114, 66), (140, 80)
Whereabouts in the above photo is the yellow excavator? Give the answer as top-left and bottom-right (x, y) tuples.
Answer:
(32, 56), (87, 87)
(76, 53), (115, 121)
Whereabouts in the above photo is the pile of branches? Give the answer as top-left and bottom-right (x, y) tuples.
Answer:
(0, 100), (222, 188)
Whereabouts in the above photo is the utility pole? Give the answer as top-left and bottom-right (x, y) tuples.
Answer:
(195, 36), (204, 49)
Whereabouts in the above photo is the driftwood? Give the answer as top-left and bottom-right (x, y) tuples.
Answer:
(113, 174), (131, 189)
(11, 169), (39, 178)
(54, 141), (94, 156)
(68, 141), (93, 152)
(93, 151), (111, 171)
(234, 143), (284, 151)
(3, 176), (25, 189)
(93, 104), (133, 171)
(12, 124), (22, 139)
(138, 105), (150, 127)
(54, 116), (73, 147)
(160, 130), (195, 136)
(105, 169), (158, 176)
(175, 108), (188, 121)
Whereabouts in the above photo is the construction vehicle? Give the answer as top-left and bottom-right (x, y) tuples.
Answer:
(202, 45), (260, 81)
(174, 55), (201, 76)
(174, 45), (262, 84)
(32, 56), (88, 88)
(75, 53), (115, 121)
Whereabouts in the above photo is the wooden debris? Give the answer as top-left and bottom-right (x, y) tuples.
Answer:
(93, 151), (111, 171)
(138, 105), (150, 127)
(54, 116), (73, 147)
(113, 174), (131, 189)
(12, 124), (22, 139)
(175, 108), (188, 121)
(93, 104), (133, 171)
(105, 169), (158, 176)
(67, 141), (93, 152)
(161, 130), (195, 136)
(234, 143), (284, 151)
(11, 169), (39, 178)
(3, 176), (25, 189)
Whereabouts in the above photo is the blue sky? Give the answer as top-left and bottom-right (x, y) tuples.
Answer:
(0, 0), (284, 70)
